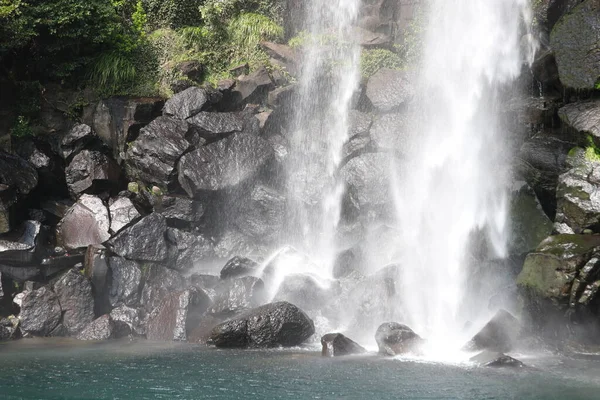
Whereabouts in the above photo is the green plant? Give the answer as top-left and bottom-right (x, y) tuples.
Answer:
(10, 116), (33, 138)
(360, 48), (403, 78)
(584, 135), (600, 162)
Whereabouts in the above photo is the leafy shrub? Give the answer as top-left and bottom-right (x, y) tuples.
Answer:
(10, 116), (33, 138)
(360, 48), (403, 79)
(142, 0), (203, 29)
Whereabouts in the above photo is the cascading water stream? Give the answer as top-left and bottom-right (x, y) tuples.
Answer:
(393, 0), (537, 360)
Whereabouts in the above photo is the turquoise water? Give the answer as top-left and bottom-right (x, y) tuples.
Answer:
(1, 340), (600, 399)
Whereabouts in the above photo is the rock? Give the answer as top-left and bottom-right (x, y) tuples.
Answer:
(0, 149), (38, 195)
(321, 333), (366, 357)
(465, 310), (520, 352)
(108, 256), (142, 307)
(508, 182), (553, 255)
(178, 133), (273, 196)
(531, 49), (563, 95)
(209, 277), (266, 315)
(110, 305), (145, 337)
(220, 256), (260, 280)
(233, 66), (274, 105)
(369, 113), (410, 153)
(555, 148), (600, 233)
(260, 42), (298, 69)
(109, 196), (141, 234)
(267, 85), (296, 108)
(470, 351), (525, 368)
(54, 268), (95, 336)
(175, 60), (204, 82)
(186, 112), (245, 142)
(57, 195), (111, 250)
(366, 69), (414, 112)
(0, 220), (44, 266)
(84, 245), (111, 315)
(340, 153), (394, 211)
(0, 316), (19, 341)
(163, 87), (211, 120)
(261, 246), (318, 287)
(125, 116), (192, 187)
(109, 213), (167, 262)
(213, 229), (267, 260)
(76, 314), (114, 341)
(550, 0), (600, 89)
(140, 264), (186, 313)
(65, 150), (120, 197)
(375, 322), (423, 356)
(209, 301), (315, 348)
(332, 248), (361, 279)
(19, 286), (62, 336)
(273, 274), (332, 311)
(559, 101), (600, 139)
(190, 274), (220, 291)
(146, 289), (211, 341)
(59, 123), (95, 159)
(166, 228), (215, 271)
(159, 196), (204, 224)
(232, 184), (286, 241)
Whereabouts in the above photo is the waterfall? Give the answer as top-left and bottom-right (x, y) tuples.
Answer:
(393, 0), (537, 359)
(284, 0), (361, 274)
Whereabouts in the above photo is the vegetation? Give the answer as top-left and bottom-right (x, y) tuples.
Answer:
(360, 49), (403, 79)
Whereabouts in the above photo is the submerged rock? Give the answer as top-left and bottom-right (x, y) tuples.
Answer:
(321, 333), (366, 357)
(465, 310), (520, 352)
(109, 213), (167, 262)
(209, 301), (315, 348)
(54, 268), (94, 336)
(19, 286), (62, 336)
(77, 315), (115, 341)
(470, 351), (525, 368)
(220, 256), (260, 280)
(375, 322), (423, 356)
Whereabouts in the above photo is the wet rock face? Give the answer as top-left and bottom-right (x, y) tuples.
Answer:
(109, 197), (141, 234)
(65, 150), (120, 197)
(140, 265), (186, 313)
(108, 256), (142, 308)
(366, 69), (414, 112)
(166, 228), (215, 271)
(77, 315), (115, 341)
(209, 301), (315, 348)
(470, 351), (525, 368)
(375, 322), (423, 356)
(550, 0), (600, 89)
(0, 149), (38, 195)
(0, 220), (44, 267)
(54, 268), (95, 336)
(110, 305), (145, 338)
(84, 245), (111, 316)
(558, 100), (600, 139)
(369, 113), (410, 154)
(57, 195), (110, 250)
(146, 289), (211, 341)
(163, 87), (212, 120)
(0, 316), (19, 341)
(232, 184), (286, 241)
(159, 196), (204, 224)
(321, 333), (366, 357)
(274, 274), (332, 312)
(209, 277), (266, 315)
(59, 123), (95, 159)
(220, 256), (260, 280)
(186, 112), (245, 142)
(233, 66), (274, 105)
(19, 286), (62, 336)
(178, 133), (274, 196)
(125, 116), (192, 187)
(340, 153), (394, 212)
(109, 213), (167, 262)
(465, 310), (520, 353)
(508, 182), (553, 255)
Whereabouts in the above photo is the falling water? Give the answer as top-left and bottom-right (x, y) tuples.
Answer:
(284, 0), (361, 274)
(393, 0), (537, 359)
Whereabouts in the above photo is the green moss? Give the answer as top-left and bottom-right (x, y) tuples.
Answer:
(360, 48), (403, 79)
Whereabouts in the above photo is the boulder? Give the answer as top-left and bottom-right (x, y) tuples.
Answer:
(57, 195), (111, 250)
(19, 286), (62, 336)
(531, 49), (562, 96)
(273, 274), (332, 311)
(109, 196), (141, 234)
(232, 66), (274, 105)
(186, 112), (245, 142)
(555, 148), (600, 233)
(146, 289), (211, 341)
(159, 196), (204, 224)
(558, 100), (600, 139)
(178, 133), (273, 196)
(0, 220), (44, 266)
(550, 0), (600, 89)
(365, 69), (414, 112)
(59, 123), (95, 159)
(125, 116), (192, 187)
(174, 60), (204, 82)
(209, 301), (315, 348)
(108, 256), (142, 307)
(508, 182), (553, 255)
(166, 228), (215, 271)
(321, 333), (366, 357)
(340, 153), (394, 211)
(110, 305), (145, 337)
(76, 314), (115, 340)
(190, 274), (220, 291)
(65, 150), (120, 197)
(0, 316), (19, 341)
(213, 229), (267, 260)
(54, 268), (95, 336)
(375, 322), (423, 356)
(369, 113), (410, 153)
(209, 277), (266, 315)
(84, 245), (111, 316)
(109, 213), (167, 262)
(260, 42), (299, 70)
(465, 310), (520, 352)
(0, 149), (38, 195)
(232, 184), (286, 241)
(163, 87), (211, 120)
(220, 256), (260, 280)
(470, 351), (525, 368)
(140, 264), (186, 313)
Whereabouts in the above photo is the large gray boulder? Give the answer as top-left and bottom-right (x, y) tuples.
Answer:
(0, 220), (44, 267)
(163, 86), (211, 120)
(186, 112), (245, 142)
(340, 153), (394, 211)
(140, 265), (186, 313)
(321, 333), (366, 357)
(366, 69), (414, 112)
(178, 133), (273, 196)
(54, 268), (95, 336)
(558, 100), (600, 139)
(65, 150), (120, 197)
(159, 196), (205, 224)
(209, 301), (315, 348)
(108, 256), (142, 307)
(508, 182), (553, 255)
(109, 213), (167, 262)
(57, 194), (110, 250)
(166, 228), (215, 271)
(19, 286), (62, 336)
(220, 256), (260, 280)
(375, 322), (423, 356)
(550, 0), (600, 89)
(208, 277), (266, 315)
(232, 184), (286, 241)
(59, 123), (95, 159)
(0, 149), (38, 195)
(109, 196), (141, 234)
(369, 113), (410, 153)
(76, 314), (115, 341)
(464, 310), (520, 352)
(110, 305), (145, 337)
(125, 116), (192, 187)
